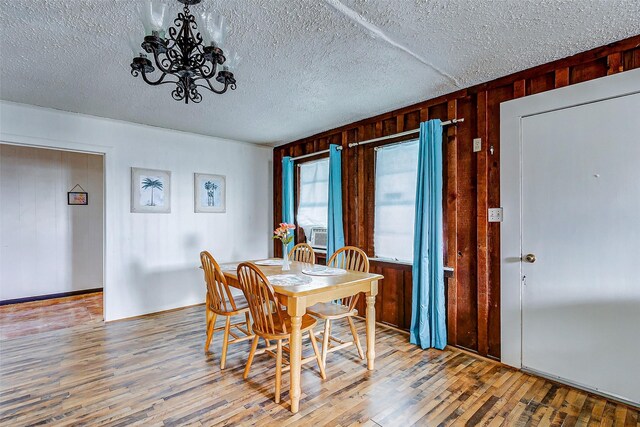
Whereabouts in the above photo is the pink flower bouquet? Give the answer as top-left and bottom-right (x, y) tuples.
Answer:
(273, 223), (296, 245)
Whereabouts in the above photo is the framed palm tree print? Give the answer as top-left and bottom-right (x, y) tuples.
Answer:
(194, 173), (226, 213)
(131, 167), (171, 213)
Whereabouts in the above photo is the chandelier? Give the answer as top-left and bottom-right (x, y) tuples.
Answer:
(129, 0), (238, 104)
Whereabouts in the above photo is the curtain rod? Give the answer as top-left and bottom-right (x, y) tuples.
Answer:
(291, 150), (333, 161)
(290, 118), (464, 161)
(347, 118), (464, 148)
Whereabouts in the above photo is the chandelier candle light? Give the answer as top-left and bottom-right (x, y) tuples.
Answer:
(273, 223), (296, 271)
(130, 0), (238, 104)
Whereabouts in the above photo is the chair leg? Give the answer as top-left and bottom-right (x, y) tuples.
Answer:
(321, 319), (331, 368)
(244, 335), (259, 379)
(205, 311), (216, 354)
(347, 316), (365, 360)
(245, 312), (253, 334)
(275, 340), (283, 404)
(308, 329), (326, 379)
(220, 316), (231, 369)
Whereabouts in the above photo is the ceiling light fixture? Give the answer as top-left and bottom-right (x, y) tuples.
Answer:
(130, 0), (238, 104)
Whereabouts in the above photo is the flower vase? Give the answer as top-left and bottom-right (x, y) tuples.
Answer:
(282, 243), (291, 271)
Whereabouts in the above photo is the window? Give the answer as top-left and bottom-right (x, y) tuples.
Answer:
(374, 140), (419, 262)
(296, 158), (329, 231)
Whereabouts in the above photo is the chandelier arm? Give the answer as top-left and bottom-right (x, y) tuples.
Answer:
(195, 82), (228, 95)
(193, 67), (226, 93)
(140, 69), (173, 86)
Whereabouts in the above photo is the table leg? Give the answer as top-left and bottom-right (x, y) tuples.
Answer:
(287, 296), (306, 413)
(366, 280), (379, 371)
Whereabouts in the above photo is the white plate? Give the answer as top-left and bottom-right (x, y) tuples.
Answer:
(267, 274), (313, 286)
(301, 266), (347, 276)
(219, 263), (239, 271)
(254, 259), (283, 266)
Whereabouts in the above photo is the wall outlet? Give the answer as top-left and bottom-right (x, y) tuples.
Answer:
(488, 207), (503, 222)
(473, 138), (482, 152)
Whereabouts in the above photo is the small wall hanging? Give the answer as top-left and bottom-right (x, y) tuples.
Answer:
(194, 173), (226, 213)
(67, 184), (88, 205)
(131, 167), (171, 213)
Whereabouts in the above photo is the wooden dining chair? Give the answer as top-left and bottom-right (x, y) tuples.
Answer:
(200, 251), (254, 369)
(288, 242), (315, 264)
(307, 246), (370, 368)
(237, 262), (326, 404)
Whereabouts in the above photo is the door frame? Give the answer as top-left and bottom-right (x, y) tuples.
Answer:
(0, 133), (113, 321)
(500, 67), (640, 369)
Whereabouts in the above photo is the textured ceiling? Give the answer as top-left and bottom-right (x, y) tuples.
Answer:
(1, 0), (638, 145)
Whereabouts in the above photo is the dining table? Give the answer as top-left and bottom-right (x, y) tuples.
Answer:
(220, 258), (383, 413)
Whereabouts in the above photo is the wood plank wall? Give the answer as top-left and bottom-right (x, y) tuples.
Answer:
(273, 35), (640, 359)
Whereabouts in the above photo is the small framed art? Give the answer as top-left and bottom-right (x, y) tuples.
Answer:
(131, 167), (171, 213)
(67, 191), (88, 205)
(194, 173), (226, 213)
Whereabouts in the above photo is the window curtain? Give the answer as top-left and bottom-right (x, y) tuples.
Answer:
(327, 144), (345, 259)
(410, 119), (447, 350)
(281, 156), (295, 253)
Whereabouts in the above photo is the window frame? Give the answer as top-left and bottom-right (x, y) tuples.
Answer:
(293, 154), (330, 246)
(351, 133), (421, 263)
(371, 138), (420, 263)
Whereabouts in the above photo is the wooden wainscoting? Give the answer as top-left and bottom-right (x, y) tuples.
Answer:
(274, 35), (640, 359)
(364, 260), (413, 330)
(354, 260), (454, 332)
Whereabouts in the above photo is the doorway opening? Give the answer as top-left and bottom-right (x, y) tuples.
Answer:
(0, 143), (105, 339)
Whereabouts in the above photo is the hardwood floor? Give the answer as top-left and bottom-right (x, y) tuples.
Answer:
(0, 302), (637, 426)
(0, 292), (102, 340)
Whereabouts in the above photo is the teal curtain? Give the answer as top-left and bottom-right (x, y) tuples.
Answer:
(281, 156), (295, 253)
(327, 145), (345, 259)
(410, 119), (447, 350)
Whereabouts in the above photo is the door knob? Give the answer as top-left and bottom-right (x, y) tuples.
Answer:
(523, 253), (536, 263)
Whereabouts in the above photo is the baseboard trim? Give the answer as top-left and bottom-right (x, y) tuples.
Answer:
(0, 288), (103, 306)
(522, 367), (640, 410)
(106, 302), (205, 323)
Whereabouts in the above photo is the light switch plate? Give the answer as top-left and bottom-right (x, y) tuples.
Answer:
(473, 138), (482, 152)
(488, 207), (503, 222)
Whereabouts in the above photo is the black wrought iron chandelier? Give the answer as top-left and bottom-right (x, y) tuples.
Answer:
(130, 0), (238, 104)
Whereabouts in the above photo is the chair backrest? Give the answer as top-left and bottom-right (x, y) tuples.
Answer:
(328, 246), (370, 273)
(288, 243), (316, 264)
(200, 251), (238, 314)
(328, 246), (370, 309)
(237, 262), (286, 336)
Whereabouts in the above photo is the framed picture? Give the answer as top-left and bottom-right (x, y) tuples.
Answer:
(194, 173), (226, 213)
(67, 191), (88, 205)
(131, 167), (171, 213)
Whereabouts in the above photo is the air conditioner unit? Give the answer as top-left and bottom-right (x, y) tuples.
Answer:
(308, 226), (327, 250)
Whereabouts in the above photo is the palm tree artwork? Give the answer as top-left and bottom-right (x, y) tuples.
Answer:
(141, 177), (163, 206)
(203, 180), (218, 206)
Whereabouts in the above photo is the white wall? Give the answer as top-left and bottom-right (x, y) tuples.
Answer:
(0, 145), (104, 300)
(0, 101), (273, 320)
